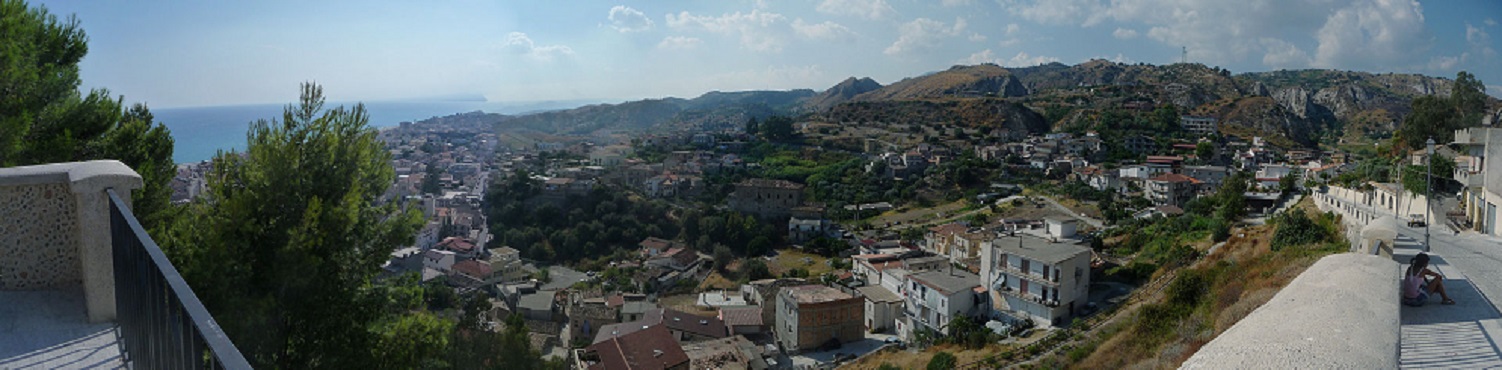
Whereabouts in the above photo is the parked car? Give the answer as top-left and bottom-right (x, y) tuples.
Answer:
(1407, 214), (1426, 227)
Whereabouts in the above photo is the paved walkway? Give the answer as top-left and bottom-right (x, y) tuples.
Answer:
(1391, 224), (1502, 369)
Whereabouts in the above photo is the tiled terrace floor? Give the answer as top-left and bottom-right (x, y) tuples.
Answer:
(0, 289), (124, 370)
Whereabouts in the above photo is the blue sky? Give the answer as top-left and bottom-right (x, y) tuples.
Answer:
(36, 0), (1502, 108)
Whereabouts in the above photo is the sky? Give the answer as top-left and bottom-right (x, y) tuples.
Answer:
(35, 0), (1502, 109)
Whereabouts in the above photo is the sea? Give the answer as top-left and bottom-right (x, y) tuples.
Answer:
(155, 99), (599, 164)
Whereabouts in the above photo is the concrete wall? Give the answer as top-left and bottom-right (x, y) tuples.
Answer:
(0, 160), (143, 323)
(1181, 254), (1399, 369)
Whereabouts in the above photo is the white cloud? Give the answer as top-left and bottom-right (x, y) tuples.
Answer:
(1312, 0), (1431, 69)
(1260, 38), (1312, 68)
(817, 0), (897, 20)
(958, 49), (1058, 67)
(885, 17), (969, 55)
(667, 10), (788, 52)
(1426, 55), (1460, 70)
(1467, 23), (1497, 59)
(942, 0), (975, 7)
(959, 49), (1002, 65)
(504, 32), (574, 61)
(1005, 51), (1059, 67)
(1113, 27), (1138, 40)
(1000, 0), (1441, 71)
(696, 65), (828, 91)
(792, 19), (857, 41)
(1005, 23), (1021, 35)
(1485, 18), (1497, 27)
(969, 33), (988, 42)
(657, 36), (702, 50)
(608, 6), (654, 32)
(998, 38), (1022, 47)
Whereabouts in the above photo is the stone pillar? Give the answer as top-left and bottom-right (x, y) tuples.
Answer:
(67, 161), (143, 323)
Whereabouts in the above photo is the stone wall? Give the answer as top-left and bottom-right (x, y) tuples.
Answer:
(1181, 254), (1399, 369)
(0, 160), (143, 322)
(0, 183), (82, 289)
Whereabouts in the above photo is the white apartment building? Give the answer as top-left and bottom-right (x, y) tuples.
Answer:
(1453, 125), (1502, 236)
(981, 235), (1092, 327)
(897, 269), (983, 338)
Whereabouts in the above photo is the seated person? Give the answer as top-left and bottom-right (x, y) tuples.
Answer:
(1403, 253), (1455, 306)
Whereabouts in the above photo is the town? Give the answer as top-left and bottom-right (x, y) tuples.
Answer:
(162, 63), (1501, 368)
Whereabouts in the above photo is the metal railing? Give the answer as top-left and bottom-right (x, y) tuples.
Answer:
(109, 189), (252, 369)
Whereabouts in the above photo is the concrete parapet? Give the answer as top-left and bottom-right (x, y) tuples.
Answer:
(0, 160), (143, 323)
(1180, 253), (1399, 369)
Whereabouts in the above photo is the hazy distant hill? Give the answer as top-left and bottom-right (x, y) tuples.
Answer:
(495, 59), (1490, 149)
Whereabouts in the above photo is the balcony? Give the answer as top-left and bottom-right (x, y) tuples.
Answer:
(995, 265), (1059, 287)
(994, 287), (1061, 308)
(0, 161), (249, 369)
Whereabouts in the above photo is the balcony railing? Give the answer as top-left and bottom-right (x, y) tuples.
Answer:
(110, 189), (252, 369)
(996, 265), (1058, 287)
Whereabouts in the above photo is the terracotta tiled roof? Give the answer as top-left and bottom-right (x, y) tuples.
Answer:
(662, 308), (728, 339)
(718, 306), (763, 327)
(586, 325), (688, 370)
(437, 237), (476, 252)
(451, 260), (491, 279)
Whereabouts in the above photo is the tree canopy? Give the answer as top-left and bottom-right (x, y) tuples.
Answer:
(1394, 71), (1488, 153)
(164, 83), (425, 368)
(0, 0), (175, 231)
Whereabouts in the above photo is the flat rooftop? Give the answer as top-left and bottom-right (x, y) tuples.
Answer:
(992, 235), (1091, 264)
(783, 285), (854, 304)
(908, 269), (981, 296)
(855, 285), (903, 303)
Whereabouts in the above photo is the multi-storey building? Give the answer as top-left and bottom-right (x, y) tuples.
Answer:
(727, 178), (804, 220)
(775, 285), (864, 354)
(1454, 125), (1502, 236)
(1180, 115), (1219, 136)
(1146, 173), (1201, 207)
(981, 235), (1092, 327)
(898, 269), (983, 338)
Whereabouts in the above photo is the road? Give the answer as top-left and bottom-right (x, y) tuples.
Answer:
(1033, 195), (1105, 229)
(1390, 225), (1502, 368)
(1320, 189), (1502, 368)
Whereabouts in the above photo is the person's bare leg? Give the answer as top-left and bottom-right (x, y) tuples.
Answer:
(1428, 276), (1453, 302)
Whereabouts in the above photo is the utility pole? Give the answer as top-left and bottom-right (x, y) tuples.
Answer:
(1426, 137), (1435, 252)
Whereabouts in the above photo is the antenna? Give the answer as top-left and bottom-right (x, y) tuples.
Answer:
(1181, 46), (1188, 64)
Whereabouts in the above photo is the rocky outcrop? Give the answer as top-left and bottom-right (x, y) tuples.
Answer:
(806, 77), (883, 111)
(1220, 97), (1321, 147)
(854, 64), (1028, 101)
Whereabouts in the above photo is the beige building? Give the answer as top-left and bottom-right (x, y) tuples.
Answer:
(1455, 125), (1501, 236)
(775, 285), (863, 354)
(728, 178), (804, 220)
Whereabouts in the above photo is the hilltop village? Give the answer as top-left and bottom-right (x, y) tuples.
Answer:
(166, 61), (1501, 370)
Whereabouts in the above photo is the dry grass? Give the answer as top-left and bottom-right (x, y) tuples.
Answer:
(696, 271), (739, 291)
(1075, 199), (1342, 369)
(768, 250), (836, 277)
(658, 293), (719, 317)
(842, 343), (1012, 370)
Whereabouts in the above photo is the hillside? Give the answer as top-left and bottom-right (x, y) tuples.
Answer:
(853, 64), (1028, 101)
(491, 59), (1487, 150)
(804, 77), (883, 111)
(820, 99), (1049, 139)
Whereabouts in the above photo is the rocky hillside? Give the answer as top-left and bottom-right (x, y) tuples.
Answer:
(819, 99), (1050, 139)
(852, 64), (1028, 101)
(804, 77), (882, 111)
(495, 59), (1487, 150)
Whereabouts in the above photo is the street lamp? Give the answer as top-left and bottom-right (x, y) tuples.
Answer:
(1425, 137), (1434, 252)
